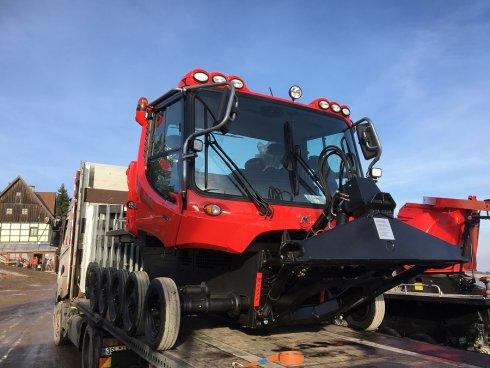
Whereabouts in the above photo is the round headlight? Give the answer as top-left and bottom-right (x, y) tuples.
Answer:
(212, 75), (227, 83)
(331, 103), (341, 113)
(289, 85), (303, 101)
(341, 107), (350, 116)
(203, 204), (222, 216)
(193, 72), (209, 83)
(318, 100), (330, 110)
(230, 78), (244, 89)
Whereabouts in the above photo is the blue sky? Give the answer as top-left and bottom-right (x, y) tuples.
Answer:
(1, 1), (490, 270)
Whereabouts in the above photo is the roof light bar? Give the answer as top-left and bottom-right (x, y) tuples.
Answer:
(341, 107), (351, 116)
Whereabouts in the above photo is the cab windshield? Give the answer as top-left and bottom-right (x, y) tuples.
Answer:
(193, 90), (360, 206)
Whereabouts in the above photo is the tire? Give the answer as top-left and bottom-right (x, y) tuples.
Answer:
(144, 277), (181, 351)
(122, 271), (150, 336)
(89, 267), (103, 313)
(108, 269), (130, 325)
(53, 301), (68, 345)
(98, 267), (116, 317)
(85, 262), (99, 297)
(345, 294), (385, 331)
(81, 324), (102, 368)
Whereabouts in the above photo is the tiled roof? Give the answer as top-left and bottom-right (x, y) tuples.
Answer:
(35, 192), (56, 215)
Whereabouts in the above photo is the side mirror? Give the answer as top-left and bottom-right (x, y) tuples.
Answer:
(356, 122), (381, 160)
(353, 117), (383, 180)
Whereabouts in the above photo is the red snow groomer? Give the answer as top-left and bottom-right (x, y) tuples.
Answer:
(383, 196), (490, 352)
(89, 69), (465, 351)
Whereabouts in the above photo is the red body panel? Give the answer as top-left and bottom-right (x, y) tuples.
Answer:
(398, 196), (487, 272)
(177, 190), (321, 253)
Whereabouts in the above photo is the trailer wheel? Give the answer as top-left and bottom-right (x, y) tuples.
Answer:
(53, 301), (68, 345)
(345, 294), (385, 331)
(123, 271), (150, 336)
(89, 267), (103, 313)
(85, 262), (98, 297)
(98, 267), (115, 317)
(108, 269), (129, 325)
(82, 324), (102, 368)
(144, 277), (181, 351)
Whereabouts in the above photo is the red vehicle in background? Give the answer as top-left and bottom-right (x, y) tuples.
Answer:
(383, 196), (490, 352)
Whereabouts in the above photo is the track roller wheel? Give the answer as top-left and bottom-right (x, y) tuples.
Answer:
(85, 262), (98, 297)
(345, 294), (385, 331)
(122, 271), (150, 336)
(108, 269), (129, 325)
(89, 267), (102, 313)
(98, 267), (116, 317)
(53, 300), (68, 345)
(81, 324), (102, 368)
(144, 277), (181, 351)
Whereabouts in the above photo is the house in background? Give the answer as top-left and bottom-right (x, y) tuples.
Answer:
(0, 176), (57, 270)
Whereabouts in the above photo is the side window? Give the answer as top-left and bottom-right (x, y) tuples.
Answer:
(147, 99), (183, 200)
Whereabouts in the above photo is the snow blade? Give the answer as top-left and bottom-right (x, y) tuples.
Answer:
(265, 216), (465, 325)
(292, 216), (466, 267)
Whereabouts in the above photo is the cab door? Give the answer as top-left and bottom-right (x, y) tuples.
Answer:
(136, 97), (184, 246)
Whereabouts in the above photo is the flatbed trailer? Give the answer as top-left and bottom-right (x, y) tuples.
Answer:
(64, 297), (490, 367)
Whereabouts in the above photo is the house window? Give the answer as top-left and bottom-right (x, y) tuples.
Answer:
(6, 208), (12, 215)
(22, 208), (28, 215)
(16, 192), (21, 197)
(30, 227), (38, 237)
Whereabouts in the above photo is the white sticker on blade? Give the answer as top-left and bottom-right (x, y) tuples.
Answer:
(373, 218), (395, 240)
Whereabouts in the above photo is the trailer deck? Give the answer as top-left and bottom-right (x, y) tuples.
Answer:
(74, 299), (490, 367)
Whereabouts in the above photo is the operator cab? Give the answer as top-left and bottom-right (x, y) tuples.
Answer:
(139, 70), (381, 217)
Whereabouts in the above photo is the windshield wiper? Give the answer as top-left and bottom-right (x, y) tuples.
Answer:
(283, 122), (299, 196)
(207, 133), (273, 217)
(283, 122), (325, 197)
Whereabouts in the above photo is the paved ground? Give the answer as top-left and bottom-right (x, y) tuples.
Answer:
(1, 264), (489, 368)
(0, 264), (81, 368)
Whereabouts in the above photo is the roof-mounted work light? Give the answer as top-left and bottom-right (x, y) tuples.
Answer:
(331, 103), (341, 113)
(212, 74), (227, 83)
(193, 71), (209, 83)
(289, 85), (303, 101)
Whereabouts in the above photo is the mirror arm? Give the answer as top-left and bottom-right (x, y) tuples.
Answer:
(181, 81), (237, 209)
(352, 116), (373, 127)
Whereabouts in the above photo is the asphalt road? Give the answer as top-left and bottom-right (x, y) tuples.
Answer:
(0, 264), (81, 368)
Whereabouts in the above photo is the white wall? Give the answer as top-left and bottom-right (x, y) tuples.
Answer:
(0, 223), (50, 243)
